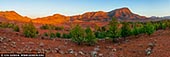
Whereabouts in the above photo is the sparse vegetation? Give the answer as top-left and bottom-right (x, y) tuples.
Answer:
(144, 22), (155, 35)
(22, 22), (38, 38)
(62, 33), (71, 38)
(70, 25), (86, 45)
(13, 25), (20, 32)
(85, 27), (97, 46)
(56, 32), (61, 38)
(107, 18), (121, 41)
(49, 32), (56, 38)
(40, 24), (64, 30)
(121, 22), (132, 40)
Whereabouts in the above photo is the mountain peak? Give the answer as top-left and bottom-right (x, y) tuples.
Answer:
(108, 7), (146, 19)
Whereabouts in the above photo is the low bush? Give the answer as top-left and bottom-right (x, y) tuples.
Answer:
(85, 27), (97, 46)
(56, 32), (61, 38)
(22, 22), (38, 38)
(13, 25), (20, 32)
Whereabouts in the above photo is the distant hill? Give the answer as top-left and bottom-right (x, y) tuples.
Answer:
(0, 7), (147, 24)
(0, 11), (31, 22)
(150, 16), (170, 19)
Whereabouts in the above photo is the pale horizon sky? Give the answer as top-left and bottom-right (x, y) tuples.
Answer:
(0, 0), (170, 18)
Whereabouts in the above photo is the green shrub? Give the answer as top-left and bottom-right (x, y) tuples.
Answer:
(95, 31), (106, 39)
(70, 25), (86, 45)
(160, 22), (166, 30)
(50, 32), (56, 38)
(40, 24), (55, 30)
(107, 18), (121, 39)
(85, 27), (97, 46)
(62, 33), (71, 38)
(22, 22), (38, 38)
(144, 22), (155, 35)
(13, 25), (20, 32)
(40, 24), (64, 30)
(121, 22), (131, 38)
(55, 26), (64, 30)
(43, 32), (48, 36)
(56, 32), (61, 38)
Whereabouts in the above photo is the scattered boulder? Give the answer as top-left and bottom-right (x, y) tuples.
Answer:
(11, 41), (16, 45)
(59, 50), (65, 54)
(145, 48), (152, 56)
(68, 49), (74, 54)
(91, 51), (97, 57)
(98, 53), (103, 57)
(0, 37), (4, 42)
(39, 42), (44, 47)
(112, 48), (117, 52)
(78, 51), (85, 55)
(94, 47), (100, 52)
(55, 48), (60, 53)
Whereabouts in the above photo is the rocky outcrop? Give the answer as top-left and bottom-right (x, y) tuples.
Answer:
(108, 7), (147, 19)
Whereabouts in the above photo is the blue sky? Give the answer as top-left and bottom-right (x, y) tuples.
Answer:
(0, 0), (170, 18)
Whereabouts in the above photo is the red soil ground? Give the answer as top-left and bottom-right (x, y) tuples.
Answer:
(0, 28), (170, 57)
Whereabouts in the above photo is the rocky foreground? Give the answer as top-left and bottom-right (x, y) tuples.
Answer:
(0, 28), (170, 57)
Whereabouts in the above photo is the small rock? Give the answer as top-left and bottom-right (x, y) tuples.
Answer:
(39, 42), (44, 47)
(55, 48), (60, 53)
(105, 46), (112, 49)
(64, 42), (68, 45)
(11, 41), (16, 45)
(91, 51), (97, 57)
(0, 37), (4, 42)
(59, 50), (65, 54)
(78, 51), (85, 55)
(98, 53), (103, 57)
(94, 47), (100, 52)
(148, 43), (155, 48)
(28, 42), (34, 45)
(74, 52), (78, 56)
(145, 48), (152, 56)
(68, 49), (74, 54)
(112, 48), (117, 52)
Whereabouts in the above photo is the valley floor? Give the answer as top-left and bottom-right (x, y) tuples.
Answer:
(0, 28), (170, 57)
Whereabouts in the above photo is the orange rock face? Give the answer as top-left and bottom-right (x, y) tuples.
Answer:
(70, 11), (109, 22)
(32, 14), (69, 24)
(0, 7), (147, 24)
(0, 11), (31, 22)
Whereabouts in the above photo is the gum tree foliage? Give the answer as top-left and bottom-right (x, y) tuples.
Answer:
(121, 22), (131, 38)
(107, 18), (121, 39)
(70, 25), (86, 45)
(85, 27), (97, 46)
(144, 22), (155, 35)
(94, 26), (107, 39)
(22, 22), (38, 38)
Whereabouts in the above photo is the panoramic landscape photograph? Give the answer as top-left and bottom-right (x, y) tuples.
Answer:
(0, 0), (170, 57)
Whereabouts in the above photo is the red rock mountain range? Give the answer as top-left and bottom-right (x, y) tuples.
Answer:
(0, 7), (147, 24)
